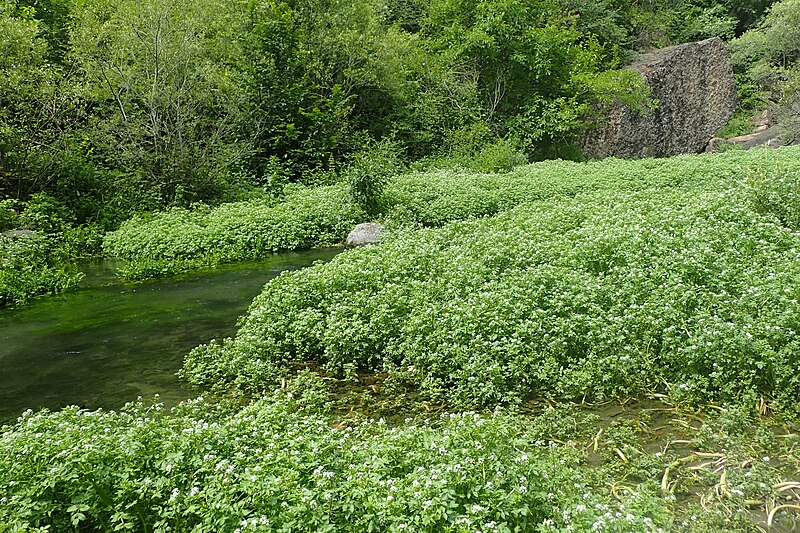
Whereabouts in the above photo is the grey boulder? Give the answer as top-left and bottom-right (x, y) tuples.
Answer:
(346, 223), (384, 248)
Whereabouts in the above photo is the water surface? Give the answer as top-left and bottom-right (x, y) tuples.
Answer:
(0, 249), (339, 423)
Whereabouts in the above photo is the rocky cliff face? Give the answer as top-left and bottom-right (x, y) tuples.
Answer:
(582, 38), (738, 159)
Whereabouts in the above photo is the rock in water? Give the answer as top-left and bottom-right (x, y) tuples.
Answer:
(346, 222), (384, 248)
(2, 229), (38, 239)
(582, 38), (738, 159)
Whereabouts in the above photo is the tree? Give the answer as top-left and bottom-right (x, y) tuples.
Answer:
(730, 0), (800, 142)
(420, 0), (647, 158)
(69, 0), (245, 207)
(0, 1), (85, 202)
(237, 0), (429, 183)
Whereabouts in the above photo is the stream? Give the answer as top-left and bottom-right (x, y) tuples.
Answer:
(0, 249), (339, 423)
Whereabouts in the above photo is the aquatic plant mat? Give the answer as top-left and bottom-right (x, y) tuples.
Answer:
(105, 147), (800, 280)
(182, 154), (800, 413)
(6, 148), (800, 530)
(2, 377), (800, 532)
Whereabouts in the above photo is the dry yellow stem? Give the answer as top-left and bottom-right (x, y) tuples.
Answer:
(661, 467), (671, 492)
(774, 481), (800, 492)
(592, 429), (603, 452)
(767, 504), (800, 528)
(695, 452), (726, 458)
(714, 469), (728, 498)
(614, 448), (628, 463)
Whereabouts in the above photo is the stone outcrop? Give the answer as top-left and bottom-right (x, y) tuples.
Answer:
(582, 38), (738, 159)
(1, 229), (38, 239)
(707, 127), (782, 152)
(345, 222), (384, 248)
(706, 107), (782, 152)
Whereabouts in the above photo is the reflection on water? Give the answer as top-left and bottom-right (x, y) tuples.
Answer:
(0, 249), (339, 423)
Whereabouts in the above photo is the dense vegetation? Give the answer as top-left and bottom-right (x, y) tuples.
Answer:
(105, 148), (800, 279)
(177, 148), (800, 413)
(0, 0), (789, 214)
(5, 0), (800, 530)
(3, 0), (800, 304)
(8, 145), (800, 533)
(0, 195), (95, 306)
(729, 0), (800, 140)
(3, 375), (800, 532)
(103, 184), (363, 280)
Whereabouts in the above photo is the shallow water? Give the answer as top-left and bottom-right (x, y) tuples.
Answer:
(0, 249), (339, 423)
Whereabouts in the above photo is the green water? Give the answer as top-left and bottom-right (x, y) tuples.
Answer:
(0, 249), (339, 423)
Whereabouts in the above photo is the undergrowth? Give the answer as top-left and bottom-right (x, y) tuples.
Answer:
(181, 178), (800, 414)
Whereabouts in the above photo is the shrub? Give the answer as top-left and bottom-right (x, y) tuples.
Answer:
(470, 137), (528, 173)
(0, 232), (83, 307)
(344, 139), (402, 215)
(104, 184), (365, 280)
(0, 199), (18, 231)
(0, 390), (585, 532)
(2, 381), (796, 532)
(745, 161), (800, 228)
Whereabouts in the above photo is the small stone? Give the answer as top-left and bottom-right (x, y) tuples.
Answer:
(2, 229), (38, 239)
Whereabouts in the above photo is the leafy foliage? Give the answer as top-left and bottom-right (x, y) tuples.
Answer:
(104, 184), (364, 280)
(3, 0), (666, 215)
(729, 0), (800, 142)
(68, 0), (245, 208)
(105, 148), (800, 280)
(181, 147), (800, 414)
(2, 379), (799, 531)
(0, 232), (83, 307)
(345, 140), (403, 215)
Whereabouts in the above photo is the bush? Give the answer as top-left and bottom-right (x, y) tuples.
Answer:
(107, 148), (800, 280)
(470, 137), (528, 173)
(3, 380), (797, 532)
(0, 199), (18, 231)
(0, 232), (83, 307)
(345, 139), (402, 215)
(745, 161), (800, 228)
(18, 192), (71, 234)
(0, 390), (585, 532)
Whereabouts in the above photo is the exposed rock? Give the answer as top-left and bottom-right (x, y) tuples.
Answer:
(2, 229), (38, 239)
(582, 38), (738, 159)
(706, 126), (782, 152)
(753, 107), (776, 132)
(729, 126), (782, 150)
(705, 137), (726, 153)
(346, 222), (384, 248)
